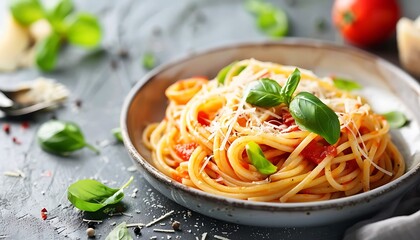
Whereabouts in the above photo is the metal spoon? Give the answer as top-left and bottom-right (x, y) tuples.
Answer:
(0, 78), (69, 117)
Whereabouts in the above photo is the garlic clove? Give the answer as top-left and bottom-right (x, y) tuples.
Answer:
(0, 15), (32, 72)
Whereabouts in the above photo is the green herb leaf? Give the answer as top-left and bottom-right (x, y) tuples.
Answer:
(383, 111), (408, 129)
(37, 120), (99, 155)
(105, 222), (133, 240)
(217, 62), (235, 85)
(35, 32), (61, 72)
(246, 0), (288, 38)
(216, 62), (246, 85)
(289, 92), (340, 144)
(47, 0), (73, 33)
(332, 77), (362, 91)
(10, 0), (44, 25)
(50, 0), (73, 19)
(68, 176), (133, 212)
(67, 13), (102, 48)
(280, 68), (301, 104)
(245, 141), (277, 175)
(112, 128), (123, 143)
(245, 78), (282, 107)
(142, 52), (156, 70)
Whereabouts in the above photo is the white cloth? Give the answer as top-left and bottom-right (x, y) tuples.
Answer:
(344, 184), (420, 240)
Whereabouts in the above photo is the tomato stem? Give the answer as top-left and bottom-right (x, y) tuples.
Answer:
(342, 11), (355, 25)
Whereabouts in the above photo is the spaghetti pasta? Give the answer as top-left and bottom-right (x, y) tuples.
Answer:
(143, 59), (405, 203)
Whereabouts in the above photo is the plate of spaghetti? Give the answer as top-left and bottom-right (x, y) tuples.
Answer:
(122, 39), (420, 227)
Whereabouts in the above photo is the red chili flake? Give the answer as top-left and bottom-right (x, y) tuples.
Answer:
(3, 124), (10, 134)
(41, 208), (48, 220)
(21, 121), (30, 129)
(12, 137), (21, 145)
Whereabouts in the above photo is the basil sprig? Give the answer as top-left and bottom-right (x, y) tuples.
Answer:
(332, 77), (362, 91)
(37, 120), (99, 156)
(245, 68), (340, 145)
(68, 176), (133, 212)
(10, 0), (102, 71)
(383, 111), (408, 129)
(245, 141), (277, 175)
(105, 222), (133, 240)
(245, 0), (288, 38)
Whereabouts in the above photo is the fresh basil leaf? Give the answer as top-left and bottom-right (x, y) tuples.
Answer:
(47, 0), (73, 33)
(217, 62), (246, 85)
(217, 62), (235, 85)
(37, 120), (99, 155)
(112, 128), (123, 143)
(280, 68), (301, 104)
(105, 222), (133, 240)
(383, 111), (408, 129)
(10, 0), (44, 25)
(257, 9), (288, 38)
(246, 0), (288, 38)
(68, 176), (133, 212)
(245, 141), (277, 175)
(35, 32), (61, 72)
(142, 52), (156, 70)
(50, 0), (73, 19)
(245, 78), (283, 107)
(332, 77), (362, 91)
(67, 13), (102, 48)
(289, 92), (340, 145)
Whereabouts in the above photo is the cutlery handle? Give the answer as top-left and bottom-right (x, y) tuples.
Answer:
(0, 91), (14, 108)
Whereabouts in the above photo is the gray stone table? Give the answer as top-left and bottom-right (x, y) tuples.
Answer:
(1, 0), (419, 239)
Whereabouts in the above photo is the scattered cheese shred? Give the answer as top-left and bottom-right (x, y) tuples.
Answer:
(153, 229), (175, 233)
(214, 235), (230, 240)
(145, 210), (175, 227)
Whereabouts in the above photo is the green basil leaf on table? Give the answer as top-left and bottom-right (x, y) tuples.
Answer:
(68, 176), (133, 212)
(112, 128), (123, 143)
(245, 78), (282, 107)
(245, 0), (288, 38)
(142, 52), (156, 70)
(67, 13), (102, 48)
(35, 32), (61, 72)
(37, 120), (99, 155)
(332, 77), (362, 91)
(383, 111), (408, 129)
(289, 92), (340, 145)
(10, 0), (45, 25)
(245, 141), (277, 175)
(46, 0), (74, 33)
(279, 68), (301, 105)
(105, 222), (133, 240)
(49, 0), (73, 19)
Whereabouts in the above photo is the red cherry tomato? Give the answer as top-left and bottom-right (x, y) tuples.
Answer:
(332, 0), (400, 47)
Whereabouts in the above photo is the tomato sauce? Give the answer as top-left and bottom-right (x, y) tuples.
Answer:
(197, 111), (210, 126)
(174, 142), (198, 161)
(301, 140), (337, 164)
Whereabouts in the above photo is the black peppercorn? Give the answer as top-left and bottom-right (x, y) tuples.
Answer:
(134, 226), (141, 235)
(171, 220), (181, 231)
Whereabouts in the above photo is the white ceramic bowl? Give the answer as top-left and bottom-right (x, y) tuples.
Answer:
(121, 39), (420, 227)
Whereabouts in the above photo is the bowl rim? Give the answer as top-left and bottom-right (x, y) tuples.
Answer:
(121, 38), (420, 212)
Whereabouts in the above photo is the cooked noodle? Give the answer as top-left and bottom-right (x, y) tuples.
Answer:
(143, 59), (405, 203)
